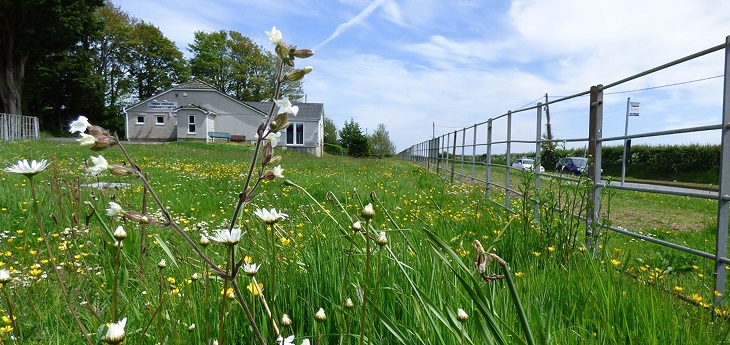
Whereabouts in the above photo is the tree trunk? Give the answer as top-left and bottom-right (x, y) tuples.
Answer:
(0, 24), (27, 115)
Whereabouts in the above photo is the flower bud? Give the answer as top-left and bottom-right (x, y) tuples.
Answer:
(91, 135), (118, 151)
(0, 269), (11, 284)
(267, 155), (282, 167)
(360, 203), (375, 220)
(113, 226), (127, 241)
(88, 125), (110, 136)
(124, 210), (153, 225)
(109, 164), (136, 177)
(375, 231), (388, 246)
(456, 308), (469, 322)
(281, 66), (313, 82)
(351, 221), (363, 233)
(314, 308), (326, 322)
(270, 113), (290, 132)
(199, 235), (210, 247)
(344, 298), (354, 309)
(281, 313), (292, 327)
(292, 49), (314, 59)
(158, 259), (167, 269)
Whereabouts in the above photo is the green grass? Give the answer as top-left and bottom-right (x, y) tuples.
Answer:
(0, 138), (728, 344)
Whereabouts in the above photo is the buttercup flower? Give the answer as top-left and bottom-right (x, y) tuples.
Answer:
(87, 155), (109, 175)
(113, 226), (127, 241)
(272, 165), (284, 179)
(247, 282), (263, 296)
(360, 203), (375, 220)
(314, 308), (326, 322)
(254, 208), (289, 224)
(100, 317), (127, 344)
(0, 269), (10, 284)
(210, 228), (242, 245)
(106, 202), (124, 217)
(4, 159), (49, 177)
(275, 97), (299, 116)
(266, 26), (283, 45)
(456, 308), (469, 322)
(276, 335), (294, 345)
(69, 116), (90, 133)
(243, 263), (260, 276)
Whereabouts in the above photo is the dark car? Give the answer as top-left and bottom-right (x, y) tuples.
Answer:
(555, 157), (588, 175)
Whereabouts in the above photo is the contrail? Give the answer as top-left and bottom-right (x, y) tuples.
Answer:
(314, 0), (387, 51)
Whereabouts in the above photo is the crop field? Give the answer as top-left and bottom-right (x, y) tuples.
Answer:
(0, 139), (728, 344)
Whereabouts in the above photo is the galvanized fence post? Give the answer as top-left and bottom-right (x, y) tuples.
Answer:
(450, 131), (457, 183)
(534, 103), (543, 223)
(471, 125), (478, 186)
(715, 35), (730, 304)
(587, 85), (604, 255)
(460, 128), (466, 184)
(505, 111), (512, 209)
(486, 119), (493, 198)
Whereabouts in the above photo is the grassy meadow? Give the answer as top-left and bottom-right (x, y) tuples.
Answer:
(0, 139), (728, 344)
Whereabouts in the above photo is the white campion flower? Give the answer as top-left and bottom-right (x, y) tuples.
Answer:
(0, 269), (10, 284)
(210, 228), (242, 245)
(77, 133), (97, 146)
(274, 97), (299, 116)
(4, 159), (49, 177)
(266, 26), (283, 45)
(100, 317), (127, 344)
(105, 202), (124, 217)
(276, 335), (294, 345)
(255, 132), (282, 147)
(301, 339), (310, 345)
(254, 208), (288, 224)
(69, 115), (90, 133)
(243, 262), (261, 276)
(272, 165), (284, 179)
(86, 155), (109, 175)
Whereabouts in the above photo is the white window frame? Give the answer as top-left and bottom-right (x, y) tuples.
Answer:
(155, 115), (165, 125)
(286, 122), (304, 145)
(188, 115), (196, 133)
(136, 115), (145, 125)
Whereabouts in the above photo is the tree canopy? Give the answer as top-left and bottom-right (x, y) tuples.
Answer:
(339, 119), (371, 157)
(370, 123), (396, 158)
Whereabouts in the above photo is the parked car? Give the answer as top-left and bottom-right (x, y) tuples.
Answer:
(512, 158), (545, 173)
(555, 157), (588, 175)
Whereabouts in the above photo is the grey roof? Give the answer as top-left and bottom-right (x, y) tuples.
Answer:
(245, 101), (324, 121)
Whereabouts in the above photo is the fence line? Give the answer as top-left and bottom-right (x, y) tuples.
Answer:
(398, 35), (730, 303)
(1, 113), (40, 141)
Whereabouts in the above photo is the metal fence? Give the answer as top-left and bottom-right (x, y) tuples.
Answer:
(399, 36), (730, 302)
(1, 113), (39, 141)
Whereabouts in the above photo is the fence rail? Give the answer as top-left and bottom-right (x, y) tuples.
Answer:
(1, 113), (39, 141)
(399, 35), (730, 302)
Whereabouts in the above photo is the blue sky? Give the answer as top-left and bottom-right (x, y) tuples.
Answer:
(113, 0), (730, 151)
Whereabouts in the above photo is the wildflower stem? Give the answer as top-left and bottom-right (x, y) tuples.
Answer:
(252, 277), (279, 336)
(495, 254), (535, 345)
(359, 222), (372, 345)
(2, 287), (19, 338)
(28, 176), (94, 345)
(217, 245), (233, 344)
(339, 240), (355, 345)
(112, 243), (121, 322)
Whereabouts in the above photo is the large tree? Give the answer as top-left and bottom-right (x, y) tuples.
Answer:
(129, 22), (189, 100)
(339, 118), (371, 157)
(0, 0), (104, 114)
(370, 123), (396, 158)
(188, 30), (303, 102)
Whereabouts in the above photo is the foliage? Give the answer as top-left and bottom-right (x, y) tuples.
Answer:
(600, 144), (720, 184)
(339, 118), (371, 157)
(188, 30), (303, 102)
(370, 123), (396, 158)
(0, 0), (104, 115)
(128, 22), (190, 100)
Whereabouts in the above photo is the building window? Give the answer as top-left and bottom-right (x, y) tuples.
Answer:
(188, 115), (196, 133)
(136, 115), (145, 124)
(156, 116), (165, 125)
(286, 122), (304, 145)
